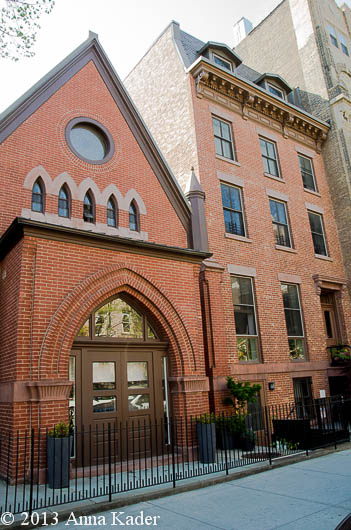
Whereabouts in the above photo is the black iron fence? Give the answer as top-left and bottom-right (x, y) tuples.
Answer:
(0, 396), (350, 515)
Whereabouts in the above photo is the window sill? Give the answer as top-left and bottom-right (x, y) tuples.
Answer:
(238, 360), (261, 364)
(216, 155), (240, 167)
(315, 254), (333, 261)
(290, 358), (308, 363)
(264, 173), (284, 183)
(275, 245), (297, 253)
(304, 188), (321, 198)
(225, 233), (252, 243)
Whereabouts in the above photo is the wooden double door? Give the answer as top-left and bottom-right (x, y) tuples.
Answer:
(70, 346), (168, 463)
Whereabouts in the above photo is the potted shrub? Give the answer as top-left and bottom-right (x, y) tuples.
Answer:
(215, 412), (246, 449)
(196, 413), (216, 463)
(47, 421), (72, 489)
(240, 428), (256, 451)
(222, 377), (261, 450)
(329, 345), (351, 366)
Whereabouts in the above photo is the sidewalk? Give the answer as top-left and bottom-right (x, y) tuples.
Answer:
(48, 448), (351, 529)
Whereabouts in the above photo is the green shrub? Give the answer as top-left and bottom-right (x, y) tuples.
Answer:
(48, 421), (70, 438)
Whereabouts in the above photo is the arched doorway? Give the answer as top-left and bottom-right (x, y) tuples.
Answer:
(69, 294), (170, 461)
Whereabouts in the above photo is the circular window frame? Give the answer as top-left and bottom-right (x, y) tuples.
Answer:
(65, 117), (115, 165)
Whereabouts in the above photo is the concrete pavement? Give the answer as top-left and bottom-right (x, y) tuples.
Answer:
(50, 449), (351, 530)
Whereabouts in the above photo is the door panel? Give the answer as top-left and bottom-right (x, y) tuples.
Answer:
(74, 346), (167, 463)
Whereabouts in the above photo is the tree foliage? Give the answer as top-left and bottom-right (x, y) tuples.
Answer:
(0, 0), (55, 61)
(223, 377), (262, 412)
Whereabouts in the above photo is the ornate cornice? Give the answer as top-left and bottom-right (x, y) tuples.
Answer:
(192, 62), (328, 153)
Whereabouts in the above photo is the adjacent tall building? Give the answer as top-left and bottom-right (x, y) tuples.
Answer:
(235, 0), (351, 296)
(125, 20), (351, 407)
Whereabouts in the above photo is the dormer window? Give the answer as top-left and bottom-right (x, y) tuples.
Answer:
(255, 74), (291, 101)
(212, 53), (232, 71)
(267, 83), (285, 100)
(197, 42), (242, 72)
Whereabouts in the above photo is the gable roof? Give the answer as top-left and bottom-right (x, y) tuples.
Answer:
(0, 31), (192, 233)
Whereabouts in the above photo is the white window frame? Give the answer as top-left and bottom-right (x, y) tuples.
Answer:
(267, 82), (285, 100)
(281, 283), (306, 361)
(231, 275), (260, 363)
(212, 116), (235, 161)
(259, 137), (281, 178)
(298, 154), (317, 192)
(308, 211), (328, 257)
(221, 183), (247, 237)
(212, 52), (233, 71)
(269, 198), (292, 248)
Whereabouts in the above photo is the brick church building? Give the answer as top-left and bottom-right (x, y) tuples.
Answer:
(0, 24), (351, 445)
(0, 33), (211, 441)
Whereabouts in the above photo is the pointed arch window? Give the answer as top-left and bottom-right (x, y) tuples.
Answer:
(83, 191), (95, 223)
(129, 201), (139, 232)
(76, 296), (159, 341)
(107, 196), (118, 228)
(58, 185), (70, 218)
(31, 179), (44, 213)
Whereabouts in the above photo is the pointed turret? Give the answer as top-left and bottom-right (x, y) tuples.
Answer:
(185, 168), (209, 252)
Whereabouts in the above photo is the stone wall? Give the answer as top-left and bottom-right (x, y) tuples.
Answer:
(125, 23), (198, 192)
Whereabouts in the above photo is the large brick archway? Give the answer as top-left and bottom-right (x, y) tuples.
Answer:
(38, 263), (198, 381)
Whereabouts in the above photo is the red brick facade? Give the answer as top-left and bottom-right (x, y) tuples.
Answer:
(125, 22), (351, 409)
(1, 25), (351, 454)
(0, 35), (210, 443)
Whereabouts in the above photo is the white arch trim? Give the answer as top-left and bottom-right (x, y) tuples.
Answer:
(23, 165), (51, 191)
(24, 165), (147, 213)
(124, 189), (147, 215)
(100, 184), (124, 209)
(77, 178), (102, 204)
(52, 172), (79, 200)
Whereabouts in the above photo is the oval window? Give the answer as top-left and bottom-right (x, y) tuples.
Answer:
(66, 118), (114, 164)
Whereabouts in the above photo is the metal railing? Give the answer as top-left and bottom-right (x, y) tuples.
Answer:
(0, 396), (350, 515)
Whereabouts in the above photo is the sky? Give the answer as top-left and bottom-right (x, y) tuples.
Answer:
(0, 0), (284, 113)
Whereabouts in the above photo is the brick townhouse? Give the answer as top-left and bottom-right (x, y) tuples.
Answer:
(0, 32), (212, 451)
(125, 21), (351, 410)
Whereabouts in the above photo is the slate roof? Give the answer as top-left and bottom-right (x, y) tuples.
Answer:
(235, 63), (262, 83)
(178, 29), (205, 68)
(177, 26), (297, 105)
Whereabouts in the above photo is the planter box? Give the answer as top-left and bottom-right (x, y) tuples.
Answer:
(216, 430), (241, 450)
(47, 436), (72, 489)
(196, 422), (216, 463)
(240, 435), (255, 451)
(217, 430), (255, 451)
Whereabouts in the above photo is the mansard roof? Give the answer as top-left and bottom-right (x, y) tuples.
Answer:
(0, 31), (192, 232)
(173, 23), (293, 99)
